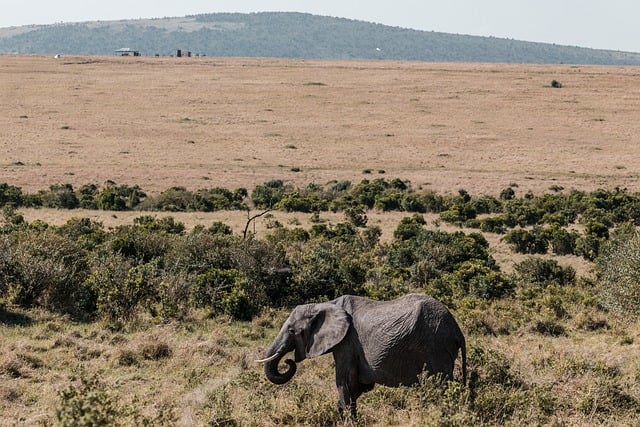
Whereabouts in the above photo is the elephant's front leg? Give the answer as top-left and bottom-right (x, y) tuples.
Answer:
(336, 381), (357, 420)
(334, 351), (359, 419)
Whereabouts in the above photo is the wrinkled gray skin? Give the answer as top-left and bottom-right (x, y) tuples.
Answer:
(259, 293), (467, 418)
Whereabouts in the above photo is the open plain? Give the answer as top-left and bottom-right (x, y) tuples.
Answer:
(2, 55), (640, 197)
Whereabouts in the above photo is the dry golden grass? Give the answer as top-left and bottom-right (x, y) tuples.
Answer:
(1, 307), (638, 426)
(2, 55), (640, 197)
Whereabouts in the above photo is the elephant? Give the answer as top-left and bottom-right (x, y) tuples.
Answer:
(256, 293), (467, 418)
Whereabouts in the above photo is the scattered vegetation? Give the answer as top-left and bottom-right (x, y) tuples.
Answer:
(1, 179), (639, 425)
(5, 179), (640, 262)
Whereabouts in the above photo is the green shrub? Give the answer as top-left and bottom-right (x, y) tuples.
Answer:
(388, 228), (495, 290)
(513, 257), (576, 288)
(503, 227), (548, 254)
(499, 187), (516, 201)
(220, 286), (256, 320)
(165, 233), (237, 279)
(344, 205), (368, 227)
(39, 184), (79, 209)
(1, 231), (92, 317)
(57, 373), (118, 426)
(0, 183), (24, 208)
(147, 186), (192, 211)
(433, 260), (514, 301)
(597, 228), (640, 317)
(191, 187), (247, 211)
(97, 183), (145, 210)
(574, 233), (602, 261)
(207, 221), (234, 235)
(400, 193), (427, 213)
(251, 179), (288, 208)
(277, 191), (326, 212)
(373, 189), (404, 211)
(55, 217), (106, 250)
(92, 259), (161, 320)
(77, 183), (99, 209)
(393, 214), (426, 241)
(109, 225), (173, 263)
(1, 205), (25, 234)
(502, 199), (545, 227)
(545, 225), (578, 255)
(133, 215), (185, 234)
(439, 203), (476, 224)
(479, 216), (507, 234)
(191, 268), (242, 308)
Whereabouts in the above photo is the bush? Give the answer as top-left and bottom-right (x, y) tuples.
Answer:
(77, 183), (99, 209)
(109, 225), (173, 263)
(393, 214), (426, 241)
(191, 268), (243, 308)
(55, 217), (107, 250)
(133, 215), (185, 234)
(277, 191), (326, 212)
(97, 183), (145, 210)
(503, 227), (548, 254)
(431, 260), (514, 302)
(39, 184), (79, 209)
(91, 259), (161, 321)
(574, 233), (602, 261)
(0, 183), (23, 208)
(145, 186), (192, 211)
(545, 225), (578, 255)
(513, 257), (576, 288)
(344, 205), (368, 227)
(597, 229), (640, 317)
(479, 216), (507, 234)
(252, 179), (288, 208)
(0, 231), (92, 317)
(439, 203), (476, 224)
(207, 221), (234, 235)
(57, 373), (118, 426)
(388, 228), (495, 290)
(499, 187), (516, 201)
(220, 286), (256, 320)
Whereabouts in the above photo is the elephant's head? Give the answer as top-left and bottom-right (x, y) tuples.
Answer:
(256, 302), (350, 384)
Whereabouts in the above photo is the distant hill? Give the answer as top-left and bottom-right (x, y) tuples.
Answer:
(2, 12), (640, 65)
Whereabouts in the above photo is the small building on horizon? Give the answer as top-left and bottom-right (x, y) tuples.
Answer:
(115, 47), (140, 56)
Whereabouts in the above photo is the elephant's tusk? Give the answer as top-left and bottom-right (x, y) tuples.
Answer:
(255, 352), (280, 363)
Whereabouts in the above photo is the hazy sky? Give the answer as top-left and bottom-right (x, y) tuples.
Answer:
(3, 1), (640, 53)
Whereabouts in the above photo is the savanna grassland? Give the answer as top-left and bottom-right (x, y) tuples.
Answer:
(1, 55), (640, 426)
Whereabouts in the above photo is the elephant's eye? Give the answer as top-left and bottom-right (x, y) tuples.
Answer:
(287, 327), (295, 335)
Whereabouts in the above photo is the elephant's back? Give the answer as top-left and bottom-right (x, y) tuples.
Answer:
(338, 294), (460, 387)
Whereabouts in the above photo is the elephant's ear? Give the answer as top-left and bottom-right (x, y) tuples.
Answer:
(306, 304), (350, 358)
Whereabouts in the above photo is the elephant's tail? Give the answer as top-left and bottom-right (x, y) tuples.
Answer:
(461, 340), (467, 386)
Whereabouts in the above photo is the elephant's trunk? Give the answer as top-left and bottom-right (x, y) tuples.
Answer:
(263, 351), (297, 385)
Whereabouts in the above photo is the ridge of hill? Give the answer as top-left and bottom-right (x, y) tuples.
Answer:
(2, 12), (640, 65)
